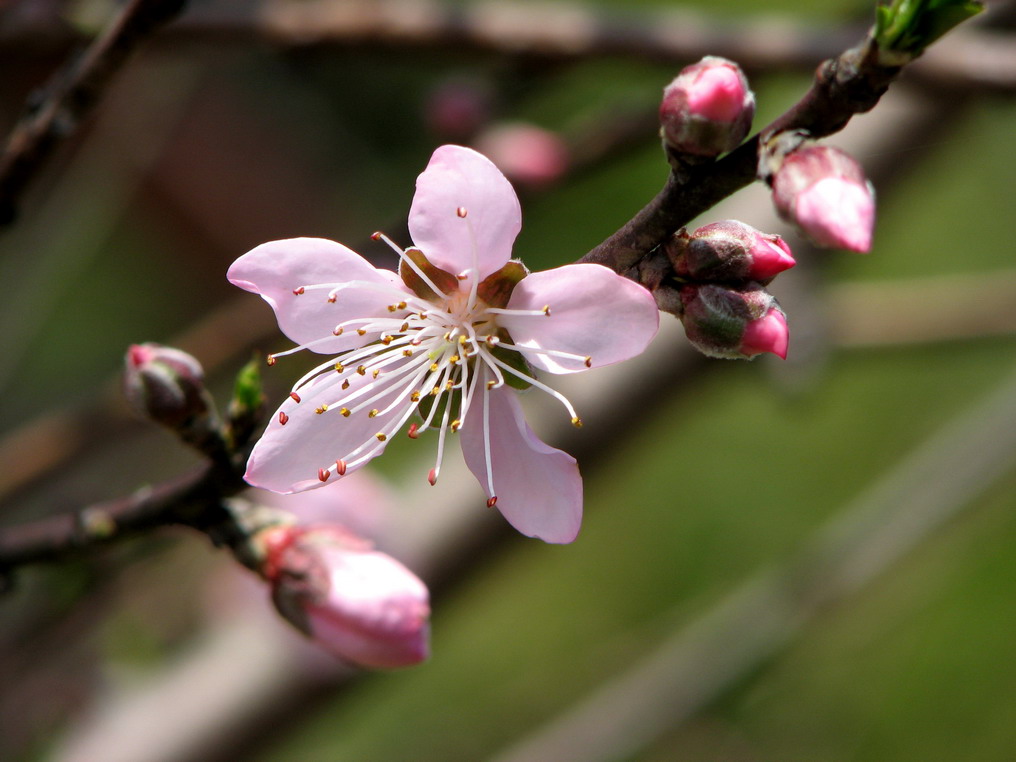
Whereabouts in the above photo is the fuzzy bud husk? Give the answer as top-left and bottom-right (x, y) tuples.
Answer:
(124, 344), (211, 428)
(678, 283), (788, 360)
(666, 220), (795, 285)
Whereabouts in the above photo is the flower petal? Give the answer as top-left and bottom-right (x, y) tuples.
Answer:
(246, 360), (421, 493)
(305, 546), (430, 669)
(228, 238), (404, 354)
(460, 385), (582, 543)
(499, 263), (660, 373)
(408, 145), (521, 281)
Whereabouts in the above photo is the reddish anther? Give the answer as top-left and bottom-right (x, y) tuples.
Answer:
(318, 468), (330, 482)
(290, 392), (302, 403)
(279, 411), (289, 425)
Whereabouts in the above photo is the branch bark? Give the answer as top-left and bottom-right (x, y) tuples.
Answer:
(0, 0), (186, 226)
(579, 37), (900, 275)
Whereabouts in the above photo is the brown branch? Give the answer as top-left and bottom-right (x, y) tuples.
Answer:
(579, 36), (904, 276)
(0, 0), (186, 227)
(0, 458), (249, 576)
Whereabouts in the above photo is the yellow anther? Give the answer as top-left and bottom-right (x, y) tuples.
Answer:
(340, 407), (351, 417)
(449, 355), (460, 364)
(382, 335), (393, 345)
(486, 380), (496, 390)
(315, 404), (328, 414)
(403, 349), (414, 357)
(368, 409), (379, 418)
(357, 328), (367, 336)
(375, 432), (387, 442)
(334, 362), (344, 372)
(430, 363), (440, 372)
(397, 301), (407, 310)
(266, 355), (277, 366)
(430, 386), (440, 396)
(450, 419), (462, 432)
(571, 417), (583, 428)
(372, 369), (381, 379)
(445, 379), (454, 390)
(357, 365), (367, 375)
(387, 304), (398, 313)
(411, 391), (421, 402)
(542, 305), (551, 316)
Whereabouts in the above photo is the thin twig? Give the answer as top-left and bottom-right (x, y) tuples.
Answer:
(0, 460), (246, 574)
(0, 0), (186, 226)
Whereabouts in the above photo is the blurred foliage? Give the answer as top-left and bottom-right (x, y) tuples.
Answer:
(1, 0), (1014, 760)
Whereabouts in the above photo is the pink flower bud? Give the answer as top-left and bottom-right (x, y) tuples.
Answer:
(123, 343), (209, 427)
(771, 144), (875, 252)
(473, 123), (569, 190)
(660, 57), (755, 158)
(264, 526), (430, 669)
(678, 283), (788, 360)
(740, 307), (789, 359)
(667, 220), (795, 285)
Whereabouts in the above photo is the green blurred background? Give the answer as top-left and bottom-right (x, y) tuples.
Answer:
(1, 0), (1015, 760)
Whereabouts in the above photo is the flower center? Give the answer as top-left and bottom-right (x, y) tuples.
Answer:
(267, 225), (586, 503)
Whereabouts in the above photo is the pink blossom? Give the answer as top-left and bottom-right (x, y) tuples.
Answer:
(740, 308), (789, 360)
(228, 145), (659, 544)
(263, 524), (430, 669)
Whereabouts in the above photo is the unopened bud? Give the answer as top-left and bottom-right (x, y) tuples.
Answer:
(667, 220), (795, 284)
(124, 343), (210, 428)
(263, 525), (430, 669)
(678, 283), (788, 360)
(769, 143), (875, 252)
(660, 57), (755, 158)
(473, 123), (569, 190)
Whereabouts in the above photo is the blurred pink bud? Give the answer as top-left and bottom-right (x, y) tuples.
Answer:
(264, 525), (430, 669)
(473, 123), (569, 189)
(678, 283), (788, 360)
(771, 144), (876, 252)
(123, 343), (209, 427)
(424, 79), (492, 140)
(668, 220), (795, 284)
(660, 56), (755, 158)
(740, 308), (789, 359)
